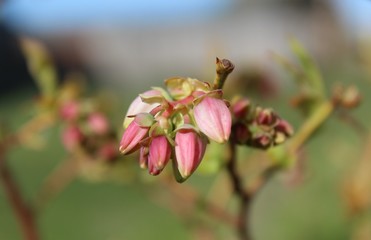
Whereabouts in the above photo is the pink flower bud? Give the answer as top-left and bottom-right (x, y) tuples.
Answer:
(148, 162), (161, 176)
(274, 119), (294, 137)
(256, 108), (278, 130)
(252, 134), (272, 149)
(232, 122), (251, 144)
(99, 141), (119, 161)
(139, 146), (149, 169)
(175, 129), (207, 179)
(231, 98), (250, 119)
(87, 112), (109, 135)
(147, 136), (171, 175)
(123, 90), (161, 128)
(62, 125), (83, 151)
(60, 101), (79, 121)
(119, 120), (149, 155)
(194, 96), (231, 143)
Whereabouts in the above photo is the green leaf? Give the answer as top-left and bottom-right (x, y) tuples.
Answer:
(187, 78), (210, 92)
(134, 113), (155, 127)
(139, 93), (164, 105)
(173, 124), (200, 134)
(273, 38), (328, 116)
(36, 65), (58, 100)
(151, 87), (173, 101)
(164, 77), (192, 100)
(289, 38), (325, 99)
(272, 53), (307, 85)
(22, 41), (58, 100)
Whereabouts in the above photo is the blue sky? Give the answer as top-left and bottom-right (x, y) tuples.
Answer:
(1, 0), (231, 34)
(330, 0), (371, 33)
(1, 0), (370, 36)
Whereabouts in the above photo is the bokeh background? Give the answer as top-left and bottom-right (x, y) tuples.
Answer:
(1, 0), (371, 239)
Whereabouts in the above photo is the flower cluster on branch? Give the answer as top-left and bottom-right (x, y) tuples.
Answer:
(231, 97), (294, 149)
(59, 96), (119, 162)
(119, 77), (231, 182)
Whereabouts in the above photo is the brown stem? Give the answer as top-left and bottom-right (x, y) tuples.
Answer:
(226, 141), (251, 240)
(0, 156), (39, 240)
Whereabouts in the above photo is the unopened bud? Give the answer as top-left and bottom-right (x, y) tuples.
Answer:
(139, 146), (149, 169)
(194, 96), (231, 143)
(253, 134), (272, 149)
(216, 58), (235, 75)
(60, 101), (79, 121)
(119, 114), (152, 155)
(233, 122), (251, 144)
(332, 84), (361, 109)
(99, 141), (119, 161)
(147, 136), (171, 175)
(87, 112), (109, 135)
(175, 128), (207, 179)
(148, 162), (161, 176)
(214, 58), (235, 89)
(231, 98), (250, 119)
(274, 119), (294, 137)
(256, 108), (278, 131)
(342, 85), (361, 109)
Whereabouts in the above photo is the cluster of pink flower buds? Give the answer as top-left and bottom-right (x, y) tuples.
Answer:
(119, 77), (232, 182)
(60, 100), (119, 161)
(230, 97), (294, 149)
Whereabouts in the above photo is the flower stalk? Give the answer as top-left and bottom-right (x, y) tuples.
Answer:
(213, 57), (235, 90)
(226, 140), (251, 240)
(287, 100), (334, 155)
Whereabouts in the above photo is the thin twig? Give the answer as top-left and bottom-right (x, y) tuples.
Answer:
(226, 141), (251, 240)
(0, 155), (39, 240)
(0, 112), (54, 240)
